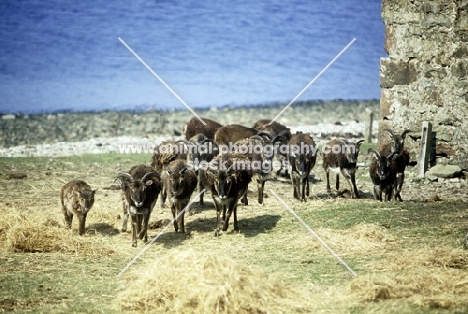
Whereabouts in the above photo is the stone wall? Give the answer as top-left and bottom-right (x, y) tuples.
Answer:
(380, 0), (468, 169)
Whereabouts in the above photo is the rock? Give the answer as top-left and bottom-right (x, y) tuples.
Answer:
(1, 114), (15, 120)
(424, 173), (439, 182)
(426, 164), (463, 178)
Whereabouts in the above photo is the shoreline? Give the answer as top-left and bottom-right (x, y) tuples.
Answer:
(0, 99), (380, 157)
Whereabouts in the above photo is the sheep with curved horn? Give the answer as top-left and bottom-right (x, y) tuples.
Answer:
(368, 148), (397, 202)
(116, 165), (161, 247)
(382, 128), (410, 201)
(322, 139), (364, 199)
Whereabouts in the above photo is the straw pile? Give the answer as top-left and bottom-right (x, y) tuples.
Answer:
(349, 246), (468, 309)
(0, 208), (116, 256)
(118, 249), (313, 313)
(315, 223), (397, 255)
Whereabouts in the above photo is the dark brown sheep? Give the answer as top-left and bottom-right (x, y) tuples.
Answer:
(322, 139), (364, 199)
(234, 136), (275, 205)
(214, 124), (259, 149)
(186, 133), (219, 206)
(60, 180), (97, 236)
(379, 129), (410, 201)
(287, 132), (317, 201)
(368, 148), (397, 202)
(205, 153), (252, 236)
(151, 140), (187, 207)
(162, 159), (198, 233)
(253, 119), (292, 177)
(116, 164), (161, 247)
(183, 117), (223, 141)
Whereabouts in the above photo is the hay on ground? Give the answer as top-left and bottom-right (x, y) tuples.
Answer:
(349, 245), (468, 310)
(118, 249), (313, 314)
(316, 223), (397, 255)
(1, 209), (115, 256)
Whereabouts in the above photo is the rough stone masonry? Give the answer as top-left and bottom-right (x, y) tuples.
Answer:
(379, 0), (468, 170)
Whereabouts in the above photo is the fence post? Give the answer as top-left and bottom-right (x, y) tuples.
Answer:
(418, 121), (432, 178)
(365, 108), (374, 143)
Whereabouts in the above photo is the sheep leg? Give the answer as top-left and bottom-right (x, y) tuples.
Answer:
(385, 185), (393, 202)
(160, 185), (167, 208)
(395, 172), (404, 202)
(344, 173), (360, 199)
(373, 185), (381, 201)
(335, 173), (340, 191)
(171, 203), (178, 232)
(214, 202), (222, 237)
(306, 173), (310, 197)
(301, 177), (307, 202)
(292, 173), (300, 200)
(223, 202), (237, 232)
(232, 203), (239, 232)
(241, 188), (248, 205)
(77, 213), (87, 236)
(63, 209), (73, 229)
(257, 179), (265, 205)
(140, 213), (150, 242)
(176, 202), (186, 233)
(130, 214), (138, 247)
(198, 171), (205, 206)
(325, 169), (332, 193)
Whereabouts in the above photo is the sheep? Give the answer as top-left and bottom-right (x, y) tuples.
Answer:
(233, 135), (275, 205)
(183, 116), (223, 141)
(252, 119), (292, 142)
(368, 148), (397, 202)
(185, 133), (219, 206)
(60, 180), (97, 235)
(287, 132), (317, 201)
(162, 159), (198, 233)
(253, 119), (292, 177)
(151, 140), (187, 207)
(214, 124), (259, 151)
(322, 139), (364, 199)
(116, 164), (161, 247)
(205, 153), (252, 236)
(380, 129), (410, 201)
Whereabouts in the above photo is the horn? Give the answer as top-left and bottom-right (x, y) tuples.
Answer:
(166, 166), (174, 175)
(256, 130), (276, 139)
(142, 171), (160, 182)
(401, 129), (411, 138)
(368, 148), (381, 158)
(384, 128), (396, 140)
(249, 135), (265, 142)
(115, 172), (133, 184)
(356, 139), (365, 147)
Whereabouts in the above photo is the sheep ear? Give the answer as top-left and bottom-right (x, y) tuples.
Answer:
(92, 189), (98, 195)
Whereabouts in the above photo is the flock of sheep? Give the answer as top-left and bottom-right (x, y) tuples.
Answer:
(60, 117), (410, 246)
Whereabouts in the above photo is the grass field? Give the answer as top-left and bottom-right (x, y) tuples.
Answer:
(1, 153), (467, 313)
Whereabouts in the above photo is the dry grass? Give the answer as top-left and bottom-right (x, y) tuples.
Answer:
(1, 208), (116, 256)
(349, 245), (468, 309)
(317, 223), (397, 255)
(118, 249), (313, 314)
(1, 154), (468, 313)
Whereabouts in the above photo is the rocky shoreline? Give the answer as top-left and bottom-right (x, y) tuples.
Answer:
(1, 100), (379, 157)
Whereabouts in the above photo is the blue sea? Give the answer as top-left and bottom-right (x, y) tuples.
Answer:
(0, 0), (386, 114)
